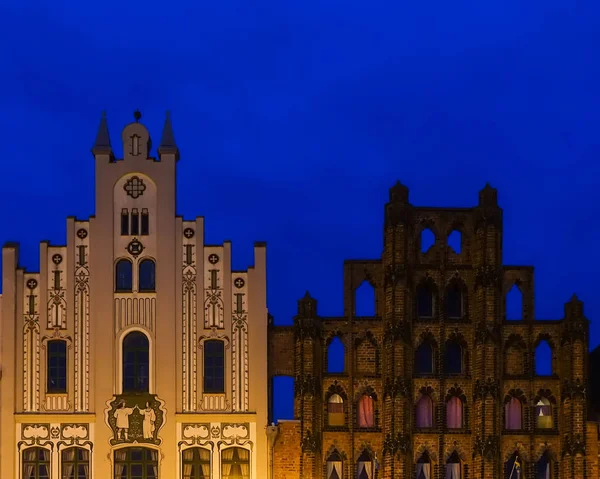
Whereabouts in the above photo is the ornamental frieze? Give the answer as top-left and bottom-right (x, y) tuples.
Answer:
(104, 394), (166, 446)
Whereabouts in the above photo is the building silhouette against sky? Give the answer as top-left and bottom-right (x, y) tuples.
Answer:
(0, 114), (597, 478)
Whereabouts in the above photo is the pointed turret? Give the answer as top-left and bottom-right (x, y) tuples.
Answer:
(158, 111), (179, 161)
(92, 111), (114, 161)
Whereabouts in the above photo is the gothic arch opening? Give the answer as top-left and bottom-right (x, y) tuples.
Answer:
(355, 280), (375, 317)
(506, 284), (523, 320)
(535, 340), (552, 376)
(447, 230), (462, 254)
(327, 336), (345, 373)
(420, 228), (435, 253)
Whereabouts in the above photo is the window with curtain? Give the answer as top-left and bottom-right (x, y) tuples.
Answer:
(416, 453), (431, 479)
(415, 341), (434, 374)
(327, 451), (343, 479)
(182, 447), (211, 479)
(204, 340), (225, 393)
(356, 450), (372, 479)
(417, 284), (434, 318)
(536, 453), (550, 479)
(415, 395), (434, 428)
(357, 395), (375, 428)
(444, 340), (463, 374)
(505, 454), (523, 479)
(122, 332), (150, 393)
(445, 452), (461, 479)
(446, 396), (463, 429)
(61, 447), (90, 479)
(328, 394), (345, 426)
(221, 447), (250, 479)
(446, 284), (463, 319)
(114, 447), (158, 479)
(116, 259), (133, 292)
(505, 397), (522, 430)
(139, 259), (156, 292)
(47, 340), (67, 393)
(536, 398), (552, 429)
(22, 447), (50, 479)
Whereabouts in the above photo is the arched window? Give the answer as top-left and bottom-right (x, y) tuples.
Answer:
(327, 336), (345, 373)
(446, 396), (463, 429)
(505, 453), (524, 479)
(116, 259), (133, 292)
(114, 447), (158, 479)
(415, 395), (434, 428)
(138, 259), (156, 292)
(221, 447), (250, 479)
(417, 283), (434, 318)
(420, 228), (435, 253)
(506, 284), (523, 320)
(536, 398), (552, 429)
(328, 394), (345, 426)
(357, 395), (375, 428)
(446, 451), (461, 479)
(535, 340), (552, 376)
(204, 340), (225, 393)
(182, 447), (210, 479)
(326, 451), (343, 479)
(446, 283), (464, 319)
(357, 450), (373, 479)
(505, 397), (522, 430)
(536, 452), (551, 479)
(416, 452), (431, 479)
(47, 340), (67, 393)
(415, 341), (434, 374)
(22, 447), (50, 479)
(444, 340), (463, 374)
(355, 281), (375, 317)
(61, 447), (90, 479)
(122, 332), (149, 393)
(447, 230), (462, 254)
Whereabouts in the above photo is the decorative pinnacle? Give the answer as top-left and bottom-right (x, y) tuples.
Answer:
(134, 110), (142, 122)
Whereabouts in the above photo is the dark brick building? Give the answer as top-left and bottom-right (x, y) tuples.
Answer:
(268, 182), (596, 479)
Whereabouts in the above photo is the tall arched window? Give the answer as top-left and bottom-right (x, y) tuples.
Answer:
(446, 396), (463, 429)
(446, 283), (464, 319)
(416, 452), (431, 479)
(328, 394), (345, 426)
(415, 341), (434, 375)
(536, 398), (552, 429)
(445, 452), (461, 479)
(61, 447), (90, 479)
(505, 397), (522, 430)
(22, 447), (50, 479)
(182, 447), (210, 479)
(327, 336), (345, 373)
(417, 283), (434, 318)
(138, 259), (156, 292)
(505, 453), (524, 479)
(415, 395), (434, 428)
(47, 340), (67, 393)
(116, 259), (133, 292)
(444, 340), (463, 374)
(221, 447), (250, 479)
(326, 451), (343, 479)
(357, 450), (373, 479)
(122, 332), (149, 393)
(357, 395), (375, 428)
(204, 340), (225, 393)
(114, 447), (158, 479)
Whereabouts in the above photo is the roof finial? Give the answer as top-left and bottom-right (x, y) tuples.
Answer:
(134, 109), (142, 122)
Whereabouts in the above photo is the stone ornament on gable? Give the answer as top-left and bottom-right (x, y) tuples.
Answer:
(104, 394), (166, 446)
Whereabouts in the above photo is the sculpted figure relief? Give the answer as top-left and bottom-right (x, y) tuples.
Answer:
(106, 395), (165, 446)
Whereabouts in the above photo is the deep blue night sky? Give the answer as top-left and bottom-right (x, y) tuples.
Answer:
(1, 0), (599, 422)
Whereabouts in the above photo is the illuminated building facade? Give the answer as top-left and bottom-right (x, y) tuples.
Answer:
(268, 182), (598, 479)
(0, 114), (270, 479)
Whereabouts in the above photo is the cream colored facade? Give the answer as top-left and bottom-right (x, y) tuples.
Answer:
(0, 114), (271, 479)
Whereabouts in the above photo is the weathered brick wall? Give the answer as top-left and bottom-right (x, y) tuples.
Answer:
(269, 326), (294, 376)
(273, 420), (302, 479)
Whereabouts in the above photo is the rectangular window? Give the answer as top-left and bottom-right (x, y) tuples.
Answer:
(121, 209), (129, 236)
(28, 295), (35, 315)
(185, 245), (193, 265)
(54, 270), (61, 290)
(210, 270), (218, 289)
(131, 208), (139, 236)
(204, 340), (225, 393)
(141, 208), (149, 235)
(78, 245), (86, 266)
(47, 340), (67, 393)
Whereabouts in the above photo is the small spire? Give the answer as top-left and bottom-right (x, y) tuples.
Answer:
(134, 109), (142, 122)
(159, 110), (177, 148)
(92, 110), (112, 151)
